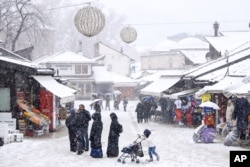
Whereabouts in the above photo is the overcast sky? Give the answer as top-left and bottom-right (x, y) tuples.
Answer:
(38, 0), (250, 48)
(97, 0), (250, 47)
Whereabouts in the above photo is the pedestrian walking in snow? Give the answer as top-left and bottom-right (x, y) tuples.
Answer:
(94, 102), (101, 113)
(89, 112), (103, 158)
(135, 102), (144, 123)
(142, 129), (160, 162)
(106, 112), (123, 157)
(65, 108), (77, 152)
(105, 95), (111, 111)
(123, 96), (128, 111)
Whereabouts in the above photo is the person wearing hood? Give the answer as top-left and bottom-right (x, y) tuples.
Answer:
(89, 112), (103, 158)
(65, 108), (77, 152)
(106, 112), (123, 157)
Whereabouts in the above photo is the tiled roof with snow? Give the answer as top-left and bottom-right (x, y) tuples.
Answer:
(34, 50), (95, 64)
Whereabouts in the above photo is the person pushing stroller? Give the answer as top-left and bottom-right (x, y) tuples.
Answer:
(141, 129), (160, 162)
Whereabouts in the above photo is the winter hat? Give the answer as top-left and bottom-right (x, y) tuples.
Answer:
(92, 112), (101, 121)
(110, 112), (118, 121)
(143, 129), (151, 138)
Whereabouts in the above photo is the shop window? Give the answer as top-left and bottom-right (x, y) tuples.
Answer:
(75, 65), (81, 74)
(81, 65), (88, 74)
(0, 88), (10, 111)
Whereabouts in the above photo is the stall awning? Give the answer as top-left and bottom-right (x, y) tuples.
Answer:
(204, 76), (244, 93)
(32, 75), (77, 104)
(164, 88), (199, 99)
(140, 78), (179, 96)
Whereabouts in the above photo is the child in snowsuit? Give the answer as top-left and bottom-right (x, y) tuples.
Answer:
(142, 129), (160, 162)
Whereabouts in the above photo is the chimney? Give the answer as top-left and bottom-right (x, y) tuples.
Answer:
(213, 21), (219, 37)
(78, 40), (82, 53)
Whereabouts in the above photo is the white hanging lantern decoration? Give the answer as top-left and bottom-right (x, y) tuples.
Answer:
(74, 6), (105, 37)
(120, 26), (137, 43)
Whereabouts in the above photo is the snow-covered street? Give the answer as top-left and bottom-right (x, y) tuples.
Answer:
(0, 100), (249, 167)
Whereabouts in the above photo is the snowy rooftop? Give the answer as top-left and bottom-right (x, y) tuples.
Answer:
(183, 44), (250, 81)
(173, 37), (209, 49)
(0, 48), (42, 69)
(138, 70), (184, 82)
(205, 31), (250, 55)
(33, 50), (95, 64)
(180, 49), (208, 64)
(151, 37), (208, 52)
(92, 66), (137, 85)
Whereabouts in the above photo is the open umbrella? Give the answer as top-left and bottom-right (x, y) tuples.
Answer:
(199, 101), (220, 110)
(114, 90), (121, 95)
(89, 99), (102, 106)
(143, 96), (154, 102)
(105, 92), (113, 96)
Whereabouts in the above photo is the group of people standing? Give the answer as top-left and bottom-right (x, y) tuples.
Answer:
(135, 99), (158, 123)
(65, 104), (123, 158)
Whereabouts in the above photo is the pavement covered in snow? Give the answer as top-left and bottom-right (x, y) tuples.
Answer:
(0, 100), (249, 167)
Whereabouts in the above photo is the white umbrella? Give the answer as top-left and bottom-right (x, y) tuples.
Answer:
(89, 99), (102, 106)
(199, 101), (220, 110)
(114, 90), (121, 95)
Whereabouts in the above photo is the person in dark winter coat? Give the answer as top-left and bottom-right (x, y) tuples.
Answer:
(75, 130), (84, 155)
(143, 101), (151, 123)
(89, 112), (103, 158)
(106, 112), (123, 157)
(224, 97), (250, 146)
(94, 102), (101, 112)
(159, 96), (168, 122)
(75, 104), (91, 153)
(65, 108), (77, 152)
(135, 102), (144, 123)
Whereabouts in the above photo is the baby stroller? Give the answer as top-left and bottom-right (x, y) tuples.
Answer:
(117, 135), (144, 164)
(193, 107), (216, 143)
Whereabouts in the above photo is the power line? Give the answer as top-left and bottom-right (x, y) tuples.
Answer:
(41, 1), (249, 27)
(42, 0), (99, 12)
(128, 20), (249, 26)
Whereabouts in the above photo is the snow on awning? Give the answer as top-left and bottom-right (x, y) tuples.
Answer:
(140, 78), (179, 96)
(225, 81), (250, 97)
(203, 76), (244, 93)
(164, 88), (199, 99)
(32, 75), (77, 104)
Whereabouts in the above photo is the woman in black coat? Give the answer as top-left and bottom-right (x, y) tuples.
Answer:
(65, 108), (77, 152)
(106, 112), (123, 157)
(89, 112), (103, 158)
